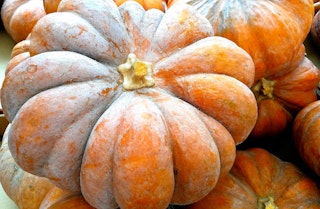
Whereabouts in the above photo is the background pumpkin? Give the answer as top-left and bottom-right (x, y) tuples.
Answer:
(1, 0), (46, 42)
(114, 0), (167, 11)
(1, 0), (258, 208)
(293, 100), (320, 177)
(168, 0), (320, 138)
(0, 125), (95, 209)
(185, 148), (320, 209)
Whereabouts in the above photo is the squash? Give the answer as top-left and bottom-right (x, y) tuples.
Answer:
(114, 0), (167, 11)
(168, 0), (320, 138)
(293, 100), (320, 177)
(43, 0), (61, 13)
(0, 125), (95, 209)
(1, 0), (258, 208)
(1, 0), (46, 42)
(250, 55), (320, 137)
(311, 2), (320, 46)
(186, 148), (320, 209)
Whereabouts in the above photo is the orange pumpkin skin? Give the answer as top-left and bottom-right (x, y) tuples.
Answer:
(1, 1), (257, 208)
(167, 0), (318, 138)
(0, 125), (94, 209)
(293, 100), (320, 176)
(186, 148), (320, 209)
(168, 0), (314, 82)
(43, 0), (62, 13)
(1, 0), (46, 42)
(114, 0), (166, 11)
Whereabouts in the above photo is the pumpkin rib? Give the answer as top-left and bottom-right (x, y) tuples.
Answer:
(29, 12), (128, 64)
(111, 93), (175, 209)
(119, 2), (164, 59)
(58, 0), (132, 60)
(147, 3), (215, 60)
(293, 101), (320, 175)
(81, 92), (136, 209)
(141, 88), (221, 205)
(153, 36), (255, 87)
(1, 50), (120, 122)
(272, 57), (320, 110)
(8, 80), (121, 191)
(163, 73), (258, 144)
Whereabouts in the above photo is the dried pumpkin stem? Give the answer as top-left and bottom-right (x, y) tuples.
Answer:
(251, 77), (275, 102)
(257, 196), (278, 209)
(118, 53), (155, 90)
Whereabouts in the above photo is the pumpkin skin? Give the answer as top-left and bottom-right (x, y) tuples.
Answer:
(185, 148), (320, 209)
(0, 125), (95, 209)
(1, 0), (258, 208)
(168, 0), (319, 138)
(1, 0), (46, 42)
(293, 100), (320, 177)
(43, 0), (62, 13)
(114, 0), (166, 11)
(168, 0), (314, 82)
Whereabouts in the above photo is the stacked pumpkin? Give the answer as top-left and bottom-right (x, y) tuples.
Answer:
(1, 0), (320, 209)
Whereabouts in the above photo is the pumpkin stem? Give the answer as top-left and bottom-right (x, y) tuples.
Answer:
(251, 77), (275, 102)
(257, 196), (278, 209)
(118, 53), (155, 90)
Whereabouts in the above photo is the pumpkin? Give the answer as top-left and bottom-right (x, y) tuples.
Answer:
(0, 125), (95, 209)
(293, 100), (320, 177)
(114, 0), (167, 11)
(168, 0), (319, 138)
(311, 2), (320, 47)
(250, 55), (320, 137)
(43, 0), (62, 13)
(1, 0), (46, 42)
(185, 148), (320, 209)
(1, 0), (258, 208)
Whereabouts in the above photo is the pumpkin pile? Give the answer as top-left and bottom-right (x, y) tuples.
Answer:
(0, 0), (320, 208)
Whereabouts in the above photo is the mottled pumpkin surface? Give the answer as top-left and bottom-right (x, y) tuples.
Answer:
(293, 100), (320, 177)
(168, 0), (319, 138)
(186, 148), (320, 209)
(1, 0), (258, 208)
(0, 125), (94, 209)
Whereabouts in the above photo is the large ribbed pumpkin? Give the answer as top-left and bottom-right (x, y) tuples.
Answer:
(1, 0), (258, 208)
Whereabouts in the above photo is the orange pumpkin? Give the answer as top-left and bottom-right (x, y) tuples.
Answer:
(1, 0), (46, 42)
(168, 0), (319, 138)
(250, 55), (320, 137)
(186, 148), (320, 209)
(0, 125), (95, 209)
(1, 0), (258, 208)
(43, 0), (62, 13)
(114, 0), (167, 11)
(293, 100), (320, 177)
